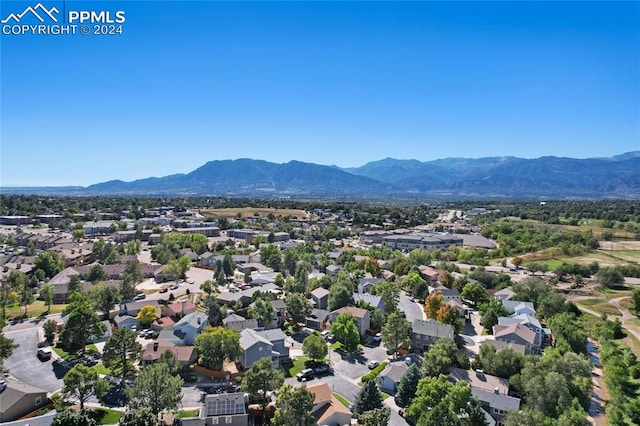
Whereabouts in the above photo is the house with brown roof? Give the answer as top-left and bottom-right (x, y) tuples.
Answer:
(493, 323), (539, 354)
(0, 378), (48, 422)
(141, 341), (197, 366)
(328, 306), (370, 336)
(162, 300), (197, 319)
(304, 382), (352, 426)
(150, 316), (176, 331)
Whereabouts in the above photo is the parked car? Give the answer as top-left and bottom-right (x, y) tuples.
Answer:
(373, 333), (382, 342)
(37, 347), (52, 361)
(296, 368), (314, 382)
(159, 287), (168, 293)
(133, 294), (146, 301)
(314, 363), (332, 375)
(170, 284), (179, 290)
(367, 360), (379, 369)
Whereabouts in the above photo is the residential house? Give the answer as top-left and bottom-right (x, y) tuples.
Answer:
(328, 306), (370, 336)
(448, 367), (509, 395)
(223, 313), (259, 332)
(270, 299), (286, 327)
(173, 311), (209, 345)
(411, 319), (454, 352)
(310, 287), (329, 310)
(357, 277), (382, 294)
(353, 293), (385, 314)
(418, 265), (442, 284)
(0, 378), (49, 422)
(471, 387), (521, 425)
(150, 316), (176, 332)
(304, 382), (352, 426)
(498, 313), (547, 347)
(48, 267), (81, 303)
(502, 300), (536, 317)
(162, 300), (197, 319)
(238, 329), (277, 370)
(305, 308), (329, 331)
(493, 288), (516, 301)
(429, 285), (462, 302)
(119, 300), (161, 318)
(325, 264), (341, 276)
(114, 314), (138, 331)
(141, 341), (197, 366)
(376, 361), (408, 394)
(180, 392), (248, 426)
(89, 320), (112, 342)
(255, 329), (289, 363)
(493, 323), (539, 355)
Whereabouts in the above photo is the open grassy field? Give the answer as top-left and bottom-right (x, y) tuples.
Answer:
(605, 249), (640, 262)
(198, 207), (308, 219)
(5, 301), (67, 319)
(598, 287), (634, 300)
(576, 299), (622, 316)
(522, 250), (631, 269)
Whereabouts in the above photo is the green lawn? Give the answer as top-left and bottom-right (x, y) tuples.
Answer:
(283, 356), (309, 377)
(177, 409), (200, 418)
(92, 363), (112, 375)
(5, 301), (67, 319)
(89, 408), (122, 425)
(332, 393), (351, 408)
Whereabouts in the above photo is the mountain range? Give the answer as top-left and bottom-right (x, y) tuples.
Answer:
(5, 152), (640, 199)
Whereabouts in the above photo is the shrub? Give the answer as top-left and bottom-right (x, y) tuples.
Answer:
(361, 361), (388, 383)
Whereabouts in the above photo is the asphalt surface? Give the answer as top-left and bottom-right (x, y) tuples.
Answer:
(3, 327), (64, 392)
(397, 293), (425, 324)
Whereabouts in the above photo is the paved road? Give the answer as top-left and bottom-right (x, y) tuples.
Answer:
(586, 340), (607, 426)
(3, 327), (64, 392)
(397, 293), (425, 324)
(2, 313), (63, 333)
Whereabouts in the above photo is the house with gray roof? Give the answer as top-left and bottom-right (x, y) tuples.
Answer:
(471, 387), (521, 424)
(498, 313), (546, 347)
(255, 329), (289, 362)
(238, 329), (277, 370)
(493, 323), (539, 354)
(376, 361), (408, 394)
(448, 367), (510, 395)
(311, 287), (329, 310)
(180, 392), (248, 426)
(173, 311), (208, 345)
(429, 285), (462, 302)
(411, 319), (454, 351)
(352, 293), (385, 314)
(502, 300), (536, 316)
(223, 313), (259, 332)
(306, 308), (330, 330)
(0, 378), (48, 422)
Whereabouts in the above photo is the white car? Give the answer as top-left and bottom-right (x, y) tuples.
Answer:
(367, 360), (379, 369)
(373, 333), (382, 342)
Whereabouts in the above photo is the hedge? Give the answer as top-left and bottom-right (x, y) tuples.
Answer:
(361, 361), (389, 383)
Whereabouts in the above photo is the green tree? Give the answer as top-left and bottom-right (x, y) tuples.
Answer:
(68, 274), (83, 295)
(43, 319), (58, 343)
(328, 282), (351, 311)
(402, 271), (427, 297)
(252, 297), (275, 328)
(158, 349), (183, 375)
(205, 296), (224, 326)
(126, 362), (184, 416)
(395, 363), (421, 407)
(34, 251), (64, 278)
(461, 283), (489, 306)
(595, 267), (624, 288)
(370, 280), (400, 313)
(547, 313), (587, 354)
(62, 364), (109, 410)
(119, 407), (159, 426)
(353, 380), (383, 418)
(285, 293), (312, 325)
(0, 332), (18, 371)
(331, 312), (360, 352)
(359, 407), (391, 426)
(19, 278), (34, 315)
(51, 409), (97, 426)
(260, 244), (282, 272)
(200, 279), (214, 296)
(39, 283), (54, 313)
(630, 288), (640, 316)
(422, 338), (458, 377)
(222, 253), (235, 278)
(241, 357), (285, 423)
(479, 297), (509, 332)
(273, 384), (315, 426)
(124, 239), (141, 255)
(283, 249), (298, 276)
(436, 304), (462, 334)
(503, 408), (547, 426)
(165, 255), (192, 280)
(60, 294), (106, 353)
(136, 305), (157, 326)
(195, 327), (241, 370)
(477, 345), (524, 379)
(381, 312), (411, 356)
(370, 308), (385, 329)
(87, 264), (108, 283)
(302, 333), (328, 361)
(90, 284), (121, 318)
(103, 327), (142, 382)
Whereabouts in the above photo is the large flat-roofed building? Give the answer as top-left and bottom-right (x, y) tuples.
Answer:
(0, 216), (31, 225)
(382, 233), (463, 251)
(175, 226), (220, 237)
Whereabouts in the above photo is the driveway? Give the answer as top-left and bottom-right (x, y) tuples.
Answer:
(397, 293), (425, 324)
(3, 328), (64, 392)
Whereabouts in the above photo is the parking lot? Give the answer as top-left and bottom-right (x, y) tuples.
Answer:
(3, 328), (64, 392)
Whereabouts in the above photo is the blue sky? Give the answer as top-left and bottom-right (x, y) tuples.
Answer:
(1, 1), (639, 186)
